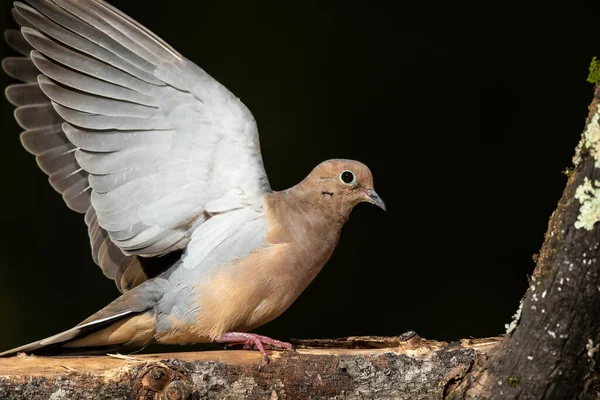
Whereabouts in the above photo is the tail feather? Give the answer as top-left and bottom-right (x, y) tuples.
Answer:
(0, 279), (163, 357)
(0, 310), (138, 357)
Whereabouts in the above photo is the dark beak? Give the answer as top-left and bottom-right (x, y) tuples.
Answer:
(364, 189), (386, 211)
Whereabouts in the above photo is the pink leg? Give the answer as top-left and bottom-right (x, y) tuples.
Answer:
(214, 332), (295, 363)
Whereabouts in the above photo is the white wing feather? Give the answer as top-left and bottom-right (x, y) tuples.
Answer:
(3, 0), (271, 291)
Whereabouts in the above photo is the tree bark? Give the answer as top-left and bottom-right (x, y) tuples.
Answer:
(2, 88), (600, 400)
(0, 336), (499, 399)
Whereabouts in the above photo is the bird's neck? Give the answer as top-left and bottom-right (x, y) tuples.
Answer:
(264, 187), (348, 246)
(263, 188), (345, 291)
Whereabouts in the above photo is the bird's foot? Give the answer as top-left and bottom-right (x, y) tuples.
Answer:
(215, 332), (295, 363)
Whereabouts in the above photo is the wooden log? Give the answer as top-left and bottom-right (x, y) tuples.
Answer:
(0, 336), (500, 399)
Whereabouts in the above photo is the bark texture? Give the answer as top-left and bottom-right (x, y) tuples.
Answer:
(0, 336), (499, 399)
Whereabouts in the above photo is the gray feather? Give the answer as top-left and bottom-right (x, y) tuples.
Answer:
(31, 52), (157, 107)
(54, 0), (181, 65)
(114, 229), (177, 254)
(128, 233), (188, 255)
(63, 124), (172, 153)
(14, 2), (164, 85)
(86, 207), (146, 292)
(89, 0), (182, 59)
(106, 222), (148, 242)
(97, 237), (127, 279)
(75, 146), (164, 175)
(88, 164), (183, 194)
(2, 57), (39, 83)
(61, 180), (91, 212)
(48, 163), (87, 194)
(35, 142), (77, 175)
(21, 28), (155, 94)
(11, 7), (35, 29)
(38, 76), (161, 118)
(87, 212), (104, 264)
(118, 263), (148, 292)
(20, 124), (67, 155)
(5, 82), (47, 106)
(4, 29), (34, 56)
(14, 102), (62, 129)
(18, 0), (157, 73)
(53, 102), (169, 130)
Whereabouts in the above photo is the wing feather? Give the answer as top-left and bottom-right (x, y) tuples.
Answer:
(53, 0), (175, 66)
(20, 124), (67, 154)
(64, 124), (172, 153)
(15, 2), (164, 85)
(11, 7), (36, 29)
(21, 28), (155, 94)
(36, 143), (76, 174)
(52, 102), (169, 130)
(75, 147), (166, 175)
(38, 76), (160, 118)
(3, 0), (270, 292)
(31, 52), (157, 106)
(15, 102), (62, 129)
(48, 161), (86, 192)
(4, 29), (34, 56)
(5, 82), (47, 106)
(27, 0), (156, 73)
(2, 57), (39, 82)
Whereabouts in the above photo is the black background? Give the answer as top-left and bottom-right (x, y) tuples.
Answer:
(0, 0), (599, 351)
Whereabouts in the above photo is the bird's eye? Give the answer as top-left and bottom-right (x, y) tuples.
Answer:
(339, 170), (356, 184)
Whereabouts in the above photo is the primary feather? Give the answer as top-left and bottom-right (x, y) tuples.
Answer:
(3, 0), (271, 293)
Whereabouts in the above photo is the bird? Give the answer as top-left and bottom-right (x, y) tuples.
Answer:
(0, 0), (385, 362)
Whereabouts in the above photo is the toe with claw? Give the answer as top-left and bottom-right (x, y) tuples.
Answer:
(215, 332), (295, 363)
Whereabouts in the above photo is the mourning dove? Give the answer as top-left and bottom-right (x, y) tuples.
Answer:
(0, 0), (385, 362)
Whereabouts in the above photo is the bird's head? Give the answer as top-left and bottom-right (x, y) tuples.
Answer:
(300, 159), (385, 218)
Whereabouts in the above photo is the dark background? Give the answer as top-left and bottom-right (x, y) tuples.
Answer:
(0, 0), (599, 351)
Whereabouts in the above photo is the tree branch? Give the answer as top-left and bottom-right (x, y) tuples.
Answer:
(0, 336), (499, 399)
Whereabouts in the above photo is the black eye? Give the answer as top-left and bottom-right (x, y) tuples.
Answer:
(340, 170), (355, 184)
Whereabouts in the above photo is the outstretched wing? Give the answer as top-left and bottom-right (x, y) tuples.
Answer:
(2, 0), (271, 292)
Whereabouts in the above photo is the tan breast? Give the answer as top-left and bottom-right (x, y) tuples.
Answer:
(157, 189), (346, 343)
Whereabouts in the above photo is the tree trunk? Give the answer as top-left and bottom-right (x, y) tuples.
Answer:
(2, 86), (600, 400)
